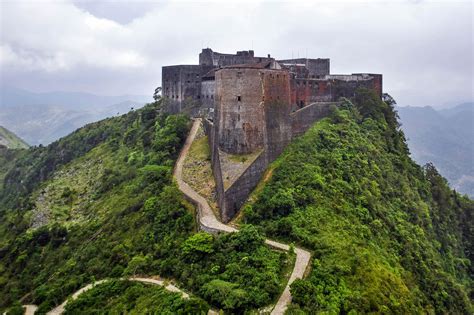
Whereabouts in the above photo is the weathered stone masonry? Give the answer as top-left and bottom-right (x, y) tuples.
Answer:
(162, 48), (383, 222)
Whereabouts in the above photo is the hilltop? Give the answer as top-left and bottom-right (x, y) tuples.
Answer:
(0, 93), (472, 314)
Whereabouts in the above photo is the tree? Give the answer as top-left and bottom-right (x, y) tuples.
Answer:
(182, 232), (214, 256)
(153, 87), (162, 101)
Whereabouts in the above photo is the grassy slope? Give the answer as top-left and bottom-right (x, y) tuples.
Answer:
(0, 103), (194, 313)
(0, 126), (29, 149)
(244, 92), (473, 314)
(0, 101), (290, 314)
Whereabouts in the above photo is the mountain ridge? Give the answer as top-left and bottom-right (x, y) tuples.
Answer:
(0, 86), (152, 145)
(0, 125), (29, 149)
(397, 102), (473, 196)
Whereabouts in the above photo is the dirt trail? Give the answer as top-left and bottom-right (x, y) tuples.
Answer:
(174, 118), (311, 315)
(41, 278), (190, 315)
(23, 305), (37, 315)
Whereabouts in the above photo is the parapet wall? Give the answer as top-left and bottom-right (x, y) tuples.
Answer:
(203, 118), (226, 221)
(291, 102), (336, 136)
(221, 151), (267, 222)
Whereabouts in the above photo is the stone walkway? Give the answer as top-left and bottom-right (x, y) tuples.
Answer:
(174, 118), (311, 315)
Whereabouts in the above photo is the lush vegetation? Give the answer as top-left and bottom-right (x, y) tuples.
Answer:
(64, 280), (209, 314)
(0, 100), (289, 314)
(244, 90), (473, 314)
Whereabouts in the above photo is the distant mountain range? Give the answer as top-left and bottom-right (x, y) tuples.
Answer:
(0, 86), (152, 146)
(0, 125), (29, 149)
(397, 102), (473, 197)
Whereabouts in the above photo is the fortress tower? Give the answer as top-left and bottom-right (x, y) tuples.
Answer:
(215, 63), (291, 155)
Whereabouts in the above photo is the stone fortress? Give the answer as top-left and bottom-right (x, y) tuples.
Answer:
(162, 48), (382, 222)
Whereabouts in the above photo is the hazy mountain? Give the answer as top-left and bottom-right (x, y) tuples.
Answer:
(397, 102), (473, 196)
(0, 126), (29, 149)
(0, 86), (151, 110)
(0, 86), (152, 145)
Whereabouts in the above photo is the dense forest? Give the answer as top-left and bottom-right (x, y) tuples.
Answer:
(244, 90), (473, 314)
(0, 101), (289, 314)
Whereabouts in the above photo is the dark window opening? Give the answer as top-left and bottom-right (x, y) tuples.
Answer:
(237, 96), (242, 101)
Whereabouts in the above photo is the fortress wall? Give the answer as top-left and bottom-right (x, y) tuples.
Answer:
(200, 80), (216, 110)
(203, 118), (226, 221)
(222, 152), (268, 222)
(369, 74), (383, 97)
(290, 79), (333, 109)
(291, 102), (336, 137)
(328, 74), (383, 99)
(216, 68), (266, 154)
(200, 48), (273, 67)
(162, 65), (202, 103)
(262, 71), (293, 161)
(330, 78), (373, 99)
(278, 58), (330, 76)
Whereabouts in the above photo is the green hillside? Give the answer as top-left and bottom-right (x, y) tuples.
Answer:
(1, 93), (472, 314)
(0, 126), (28, 149)
(243, 91), (473, 314)
(0, 101), (290, 314)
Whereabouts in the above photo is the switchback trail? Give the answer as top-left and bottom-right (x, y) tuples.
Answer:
(174, 118), (311, 315)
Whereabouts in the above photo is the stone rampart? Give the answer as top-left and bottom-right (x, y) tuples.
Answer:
(290, 102), (337, 136)
(221, 151), (267, 222)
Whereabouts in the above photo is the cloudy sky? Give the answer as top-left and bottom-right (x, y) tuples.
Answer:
(0, 0), (472, 107)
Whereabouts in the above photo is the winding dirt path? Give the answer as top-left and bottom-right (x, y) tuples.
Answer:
(43, 277), (191, 315)
(174, 118), (311, 315)
(23, 305), (37, 315)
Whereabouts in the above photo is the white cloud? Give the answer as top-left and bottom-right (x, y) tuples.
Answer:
(0, 0), (472, 106)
